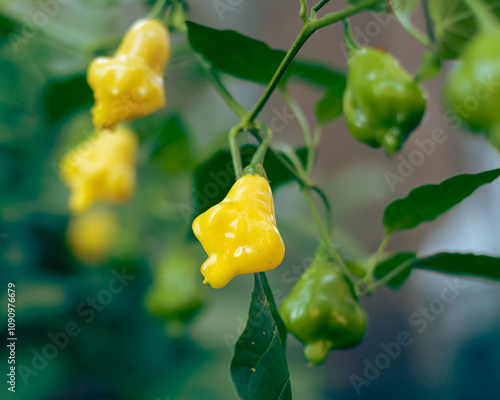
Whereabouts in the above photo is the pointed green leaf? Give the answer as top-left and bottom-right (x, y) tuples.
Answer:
(289, 61), (346, 89)
(231, 273), (291, 400)
(315, 80), (347, 124)
(415, 51), (442, 83)
(411, 253), (500, 281)
(186, 21), (345, 89)
(383, 168), (500, 234)
(187, 21), (284, 85)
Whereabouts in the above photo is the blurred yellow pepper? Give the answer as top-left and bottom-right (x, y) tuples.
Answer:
(61, 125), (138, 213)
(192, 174), (285, 289)
(87, 19), (170, 130)
(67, 208), (118, 265)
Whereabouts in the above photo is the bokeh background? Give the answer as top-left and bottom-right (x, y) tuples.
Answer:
(1, 0), (500, 399)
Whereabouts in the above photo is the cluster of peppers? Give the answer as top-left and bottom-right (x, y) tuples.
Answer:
(59, 0), (500, 365)
(60, 15), (206, 326)
(59, 5), (416, 362)
(62, 18), (170, 268)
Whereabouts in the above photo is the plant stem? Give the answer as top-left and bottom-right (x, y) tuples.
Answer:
(402, 22), (430, 46)
(281, 90), (333, 237)
(250, 127), (272, 166)
(249, 130), (310, 185)
(207, 68), (248, 119)
(361, 233), (390, 286)
(463, 0), (499, 32)
(299, 0), (308, 23)
(310, 0), (382, 30)
(311, 185), (332, 234)
(302, 189), (356, 282)
(306, 124), (322, 176)
(150, 0), (168, 19)
(194, 53), (247, 118)
(245, 25), (312, 123)
(342, 19), (362, 54)
(421, 0), (435, 43)
(282, 90), (313, 146)
(229, 127), (243, 179)
(313, 0), (331, 13)
(245, 0), (381, 124)
(358, 258), (414, 295)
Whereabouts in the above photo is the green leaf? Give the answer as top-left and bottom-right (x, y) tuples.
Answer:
(391, 0), (425, 43)
(136, 114), (194, 174)
(231, 273), (291, 400)
(315, 80), (347, 124)
(193, 145), (307, 218)
(187, 21), (284, 85)
(186, 21), (345, 89)
(411, 253), (500, 281)
(374, 251), (417, 288)
(289, 61), (346, 89)
(345, 260), (368, 279)
(383, 168), (500, 234)
(44, 74), (93, 124)
(415, 51), (442, 83)
(429, 0), (500, 59)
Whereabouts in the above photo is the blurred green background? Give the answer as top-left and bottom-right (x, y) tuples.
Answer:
(1, 1), (500, 399)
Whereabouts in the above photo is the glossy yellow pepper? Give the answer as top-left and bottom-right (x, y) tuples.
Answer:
(192, 174), (285, 289)
(67, 208), (118, 265)
(61, 125), (138, 213)
(87, 19), (170, 129)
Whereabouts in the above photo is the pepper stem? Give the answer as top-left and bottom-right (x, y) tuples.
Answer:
(149, 0), (169, 20)
(463, 0), (499, 33)
(229, 126), (244, 179)
(343, 19), (362, 54)
(243, 127), (272, 177)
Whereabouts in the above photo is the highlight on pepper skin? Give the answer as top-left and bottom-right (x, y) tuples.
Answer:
(192, 174), (285, 289)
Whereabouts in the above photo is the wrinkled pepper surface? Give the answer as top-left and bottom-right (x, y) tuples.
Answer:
(61, 125), (138, 213)
(343, 47), (426, 155)
(280, 249), (367, 364)
(192, 174), (285, 289)
(88, 19), (170, 129)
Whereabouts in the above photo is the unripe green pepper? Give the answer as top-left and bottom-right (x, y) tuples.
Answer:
(343, 47), (426, 155)
(279, 249), (367, 365)
(444, 25), (500, 149)
(145, 250), (203, 324)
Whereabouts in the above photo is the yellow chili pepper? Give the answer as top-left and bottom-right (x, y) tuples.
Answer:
(87, 19), (170, 130)
(115, 19), (170, 75)
(67, 208), (118, 265)
(61, 125), (138, 213)
(192, 174), (285, 289)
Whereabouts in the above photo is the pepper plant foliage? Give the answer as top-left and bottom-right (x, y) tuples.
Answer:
(185, 0), (500, 398)
(20, 0), (500, 397)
